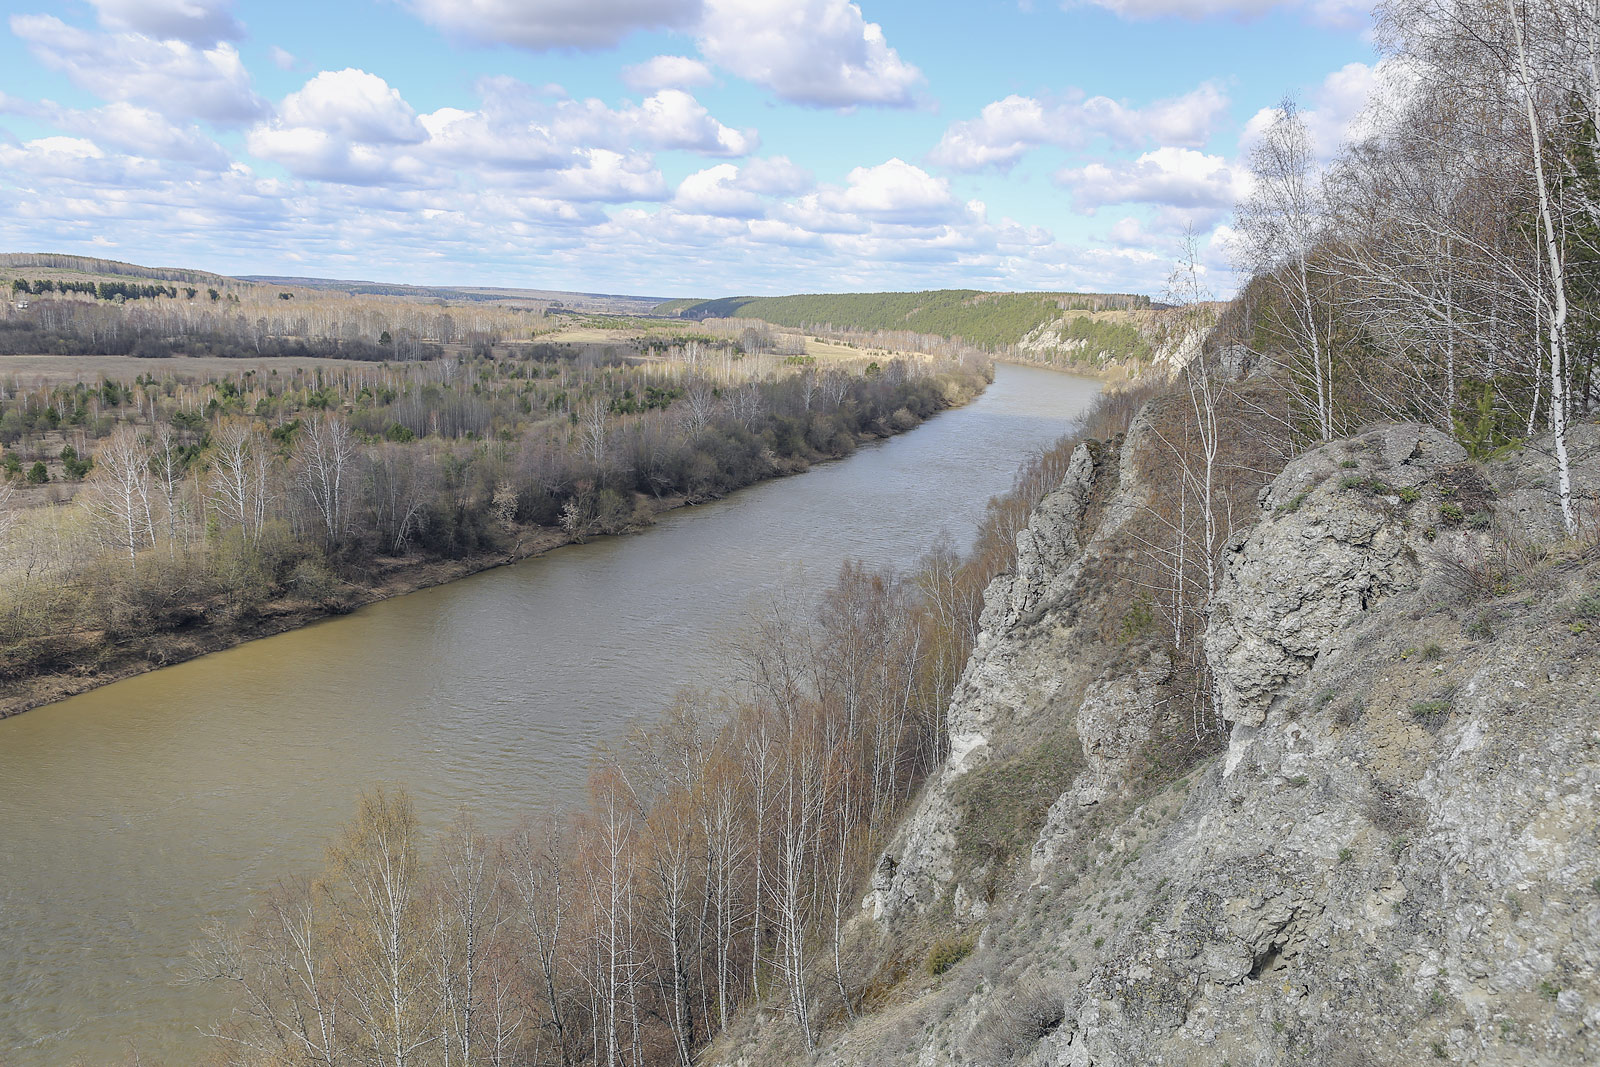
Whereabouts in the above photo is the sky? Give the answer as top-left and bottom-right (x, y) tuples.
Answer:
(0, 0), (1379, 298)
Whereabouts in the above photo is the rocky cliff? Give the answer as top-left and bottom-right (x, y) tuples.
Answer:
(714, 417), (1600, 1067)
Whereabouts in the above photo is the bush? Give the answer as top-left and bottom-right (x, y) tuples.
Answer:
(290, 559), (340, 603)
(925, 933), (976, 976)
(964, 980), (1066, 1064)
(1411, 698), (1452, 731)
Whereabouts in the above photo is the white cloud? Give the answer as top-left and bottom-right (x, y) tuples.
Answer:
(1071, 0), (1368, 28)
(10, 13), (266, 124)
(622, 54), (714, 91)
(624, 89), (755, 155)
(737, 155), (811, 196)
(407, 0), (700, 49)
(820, 158), (959, 224)
(247, 70), (431, 184)
(269, 45), (297, 70)
(1241, 61), (1380, 160)
(697, 0), (923, 108)
(1082, 81), (1228, 148)
(930, 81), (1229, 172)
(49, 101), (230, 167)
(673, 156), (810, 217)
(675, 164), (764, 217)
(87, 0), (243, 43)
(1057, 146), (1247, 212)
(245, 71), (749, 186)
(535, 149), (668, 202)
(928, 95), (1053, 171)
(276, 69), (427, 145)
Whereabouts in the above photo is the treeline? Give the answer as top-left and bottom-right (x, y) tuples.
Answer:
(194, 382), (1149, 1067)
(0, 296), (516, 361)
(0, 349), (989, 690)
(0, 311), (429, 360)
(664, 290), (1153, 350)
(1231, 0), (1598, 533)
(11, 278), (210, 302)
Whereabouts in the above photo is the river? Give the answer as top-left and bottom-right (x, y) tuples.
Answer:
(0, 363), (1101, 1066)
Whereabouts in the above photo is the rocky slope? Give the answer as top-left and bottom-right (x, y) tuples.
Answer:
(714, 418), (1600, 1067)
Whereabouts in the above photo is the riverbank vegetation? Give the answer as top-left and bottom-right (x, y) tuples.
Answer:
(0, 337), (989, 716)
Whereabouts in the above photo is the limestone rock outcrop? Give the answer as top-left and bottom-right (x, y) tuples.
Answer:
(715, 419), (1600, 1067)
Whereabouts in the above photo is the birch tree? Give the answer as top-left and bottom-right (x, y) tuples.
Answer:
(80, 426), (154, 572)
(1237, 98), (1337, 443)
(297, 412), (358, 548)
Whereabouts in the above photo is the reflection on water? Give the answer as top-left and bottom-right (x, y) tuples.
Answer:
(0, 363), (1101, 1065)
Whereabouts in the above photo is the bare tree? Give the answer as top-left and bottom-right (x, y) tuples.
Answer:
(1237, 98), (1337, 443)
(297, 412), (358, 548)
(80, 426), (155, 572)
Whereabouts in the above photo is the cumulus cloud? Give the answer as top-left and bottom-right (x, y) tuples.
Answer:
(929, 81), (1228, 171)
(10, 13), (266, 124)
(674, 156), (810, 217)
(1056, 146), (1247, 212)
(276, 69), (427, 144)
(247, 70), (430, 184)
(534, 149), (668, 202)
(819, 158), (959, 224)
(407, 0), (700, 49)
(622, 54), (714, 91)
(43, 101), (230, 167)
(625, 89), (755, 155)
(243, 70), (751, 187)
(697, 0), (922, 108)
(87, 0), (243, 43)
(1241, 61), (1379, 159)
(1070, 0), (1369, 28)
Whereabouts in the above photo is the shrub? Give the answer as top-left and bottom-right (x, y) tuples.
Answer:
(1411, 698), (1452, 731)
(925, 933), (976, 976)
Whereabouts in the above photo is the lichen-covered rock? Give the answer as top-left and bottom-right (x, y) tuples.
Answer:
(1487, 425), (1600, 545)
(1206, 425), (1468, 729)
(869, 443), (1106, 923)
(712, 420), (1600, 1067)
(1032, 653), (1171, 872)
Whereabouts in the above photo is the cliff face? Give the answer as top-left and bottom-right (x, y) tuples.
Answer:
(715, 419), (1600, 1067)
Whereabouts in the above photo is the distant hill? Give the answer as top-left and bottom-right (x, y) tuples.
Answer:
(241, 275), (670, 314)
(0, 254), (672, 314)
(657, 290), (1156, 350)
(0, 252), (233, 286)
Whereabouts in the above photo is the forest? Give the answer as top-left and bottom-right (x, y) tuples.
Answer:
(661, 290), (1153, 350)
(0, 335), (989, 713)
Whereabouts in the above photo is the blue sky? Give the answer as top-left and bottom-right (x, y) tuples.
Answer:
(0, 0), (1377, 297)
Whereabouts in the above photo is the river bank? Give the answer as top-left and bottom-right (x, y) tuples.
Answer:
(0, 414), (959, 721)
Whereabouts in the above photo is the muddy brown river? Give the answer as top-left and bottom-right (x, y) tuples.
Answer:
(0, 364), (1101, 1065)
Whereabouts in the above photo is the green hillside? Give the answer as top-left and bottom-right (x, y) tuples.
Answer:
(656, 289), (1153, 349)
